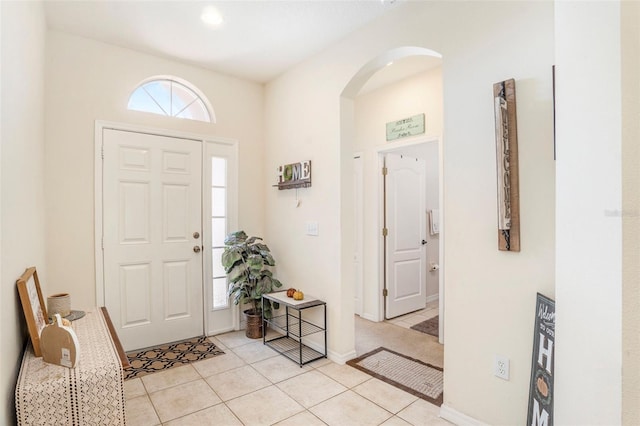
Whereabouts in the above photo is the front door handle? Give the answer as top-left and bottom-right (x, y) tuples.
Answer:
(193, 246), (201, 253)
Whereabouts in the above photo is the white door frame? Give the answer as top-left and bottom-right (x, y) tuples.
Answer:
(376, 136), (444, 344)
(94, 120), (239, 334)
(354, 153), (364, 317)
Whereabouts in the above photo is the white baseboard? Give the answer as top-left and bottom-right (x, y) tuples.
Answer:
(328, 348), (357, 365)
(426, 294), (439, 304)
(360, 313), (378, 322)
(439, 404), (487, 426)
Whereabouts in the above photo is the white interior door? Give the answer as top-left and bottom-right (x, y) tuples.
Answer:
(102, 129), (203, 351)
(385, 153), (427, 319)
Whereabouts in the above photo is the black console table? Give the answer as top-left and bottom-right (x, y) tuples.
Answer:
(262, 291), (327, 366)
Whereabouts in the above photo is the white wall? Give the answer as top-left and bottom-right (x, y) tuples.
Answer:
(622, 2), (640, 423)
(44, 32), (265, 308)
(0, 2), (47, 424)
(555, 1), (625, 423)
(265, 2), (554, 423)
(354, 68), (442, 320)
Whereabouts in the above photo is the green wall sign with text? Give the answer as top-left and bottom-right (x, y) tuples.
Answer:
(386, 114), (425, 141)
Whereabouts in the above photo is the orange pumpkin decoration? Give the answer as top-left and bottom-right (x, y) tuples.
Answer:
(293, 291), (304, 301)
(286, 288), (296, 297)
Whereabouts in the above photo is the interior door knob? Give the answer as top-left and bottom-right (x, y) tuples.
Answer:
(193, 246), (201, 253)
(421, 240), (428, 245)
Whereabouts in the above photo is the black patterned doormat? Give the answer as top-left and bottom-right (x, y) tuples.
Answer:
(124, 336), (224, 380)
(410, 315), (439, 337)
(347, 347), (443, 406)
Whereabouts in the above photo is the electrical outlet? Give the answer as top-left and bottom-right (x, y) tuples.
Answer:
(494, 355), (510, 380)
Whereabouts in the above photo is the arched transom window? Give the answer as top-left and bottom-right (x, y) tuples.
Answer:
(128, 76), (214, 123)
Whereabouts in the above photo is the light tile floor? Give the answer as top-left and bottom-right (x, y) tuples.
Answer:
(125, 302), (447, 425)
(355, 301), (443, 368)
(385, 301), (439, 331)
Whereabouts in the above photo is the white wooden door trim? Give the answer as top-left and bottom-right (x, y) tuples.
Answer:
(94, 121), (238, 332)
(437, 136), (445, 345)
(353, 153), (364, 317)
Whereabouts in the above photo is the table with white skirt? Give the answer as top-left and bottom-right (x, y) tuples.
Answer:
(15, 307), (128, 425)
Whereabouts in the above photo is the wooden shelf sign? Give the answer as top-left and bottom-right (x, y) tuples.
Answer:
(275, 160), (311, 190)
(493, 79), (520, 251)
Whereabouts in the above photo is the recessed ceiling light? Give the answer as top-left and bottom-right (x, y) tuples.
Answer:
(386, 61), (394, 67)
(201, 6), (224, 27)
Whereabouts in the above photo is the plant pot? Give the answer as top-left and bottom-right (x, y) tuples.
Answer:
(244, 309), (263, 339)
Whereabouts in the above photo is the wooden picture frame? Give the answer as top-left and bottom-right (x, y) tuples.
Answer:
(16, 267), (49, 356)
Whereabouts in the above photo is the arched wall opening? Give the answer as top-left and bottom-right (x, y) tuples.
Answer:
(339, 46), (445, 347)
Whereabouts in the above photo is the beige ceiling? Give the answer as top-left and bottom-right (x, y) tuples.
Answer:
(44, 0), (410, 84)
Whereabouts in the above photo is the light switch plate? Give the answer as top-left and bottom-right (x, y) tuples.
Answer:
(306, 221), (319, 236)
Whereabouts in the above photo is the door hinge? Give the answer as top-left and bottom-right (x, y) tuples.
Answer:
(383, 288), (388, 297)
(382, 166), (388, 176)
(382, 228), (388, 237)
(101, 145), (104, 160)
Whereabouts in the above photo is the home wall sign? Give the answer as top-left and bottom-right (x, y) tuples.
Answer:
(527, 293), (555, 426)
(276, 160), (311, 190)
(493, 79), (520, 251)
(386, 114), (425, 141)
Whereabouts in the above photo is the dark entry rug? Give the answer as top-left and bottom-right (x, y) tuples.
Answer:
(124, 336), (224, 380)
(347, 347), (443, 406)
(410, 315), (439, 337)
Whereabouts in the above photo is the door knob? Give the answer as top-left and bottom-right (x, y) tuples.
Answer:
(193, 246), (201, 253)
(421, 240), (428, 245)
(193, 232), (200, 239)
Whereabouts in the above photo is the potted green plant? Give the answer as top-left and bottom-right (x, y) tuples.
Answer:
(222, 230), (283, 338)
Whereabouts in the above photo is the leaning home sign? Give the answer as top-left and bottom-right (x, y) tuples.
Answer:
(527, 293), (555, 426)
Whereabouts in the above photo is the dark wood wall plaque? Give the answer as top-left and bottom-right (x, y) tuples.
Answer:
(493, 79), (521, 251)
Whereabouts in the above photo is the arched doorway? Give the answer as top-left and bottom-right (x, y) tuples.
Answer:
(340, 46), (445, 352)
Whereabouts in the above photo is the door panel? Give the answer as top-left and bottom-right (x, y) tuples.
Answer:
(385, 153), (427, 319)
(120, 263), (151, 326)
(103, 129), (203, 351)
(119, 181), (150, 243)
(163, 184), (189, 241)
(163, 260), (190, 319)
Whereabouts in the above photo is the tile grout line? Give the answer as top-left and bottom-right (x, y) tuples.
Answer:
(130, 328), (439, 426)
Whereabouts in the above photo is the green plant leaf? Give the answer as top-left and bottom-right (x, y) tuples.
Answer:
(246, 254), (264, 273)
(221, 249), (242, 271)
(224, 230), (247, 245)
(227, 263), (248, 283)
(253, 243), (269, 252)
(246, 236), (262, 244)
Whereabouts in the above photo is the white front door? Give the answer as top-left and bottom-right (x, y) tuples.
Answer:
(102, 129), (203, 351)
(385, 153), (427, 319)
